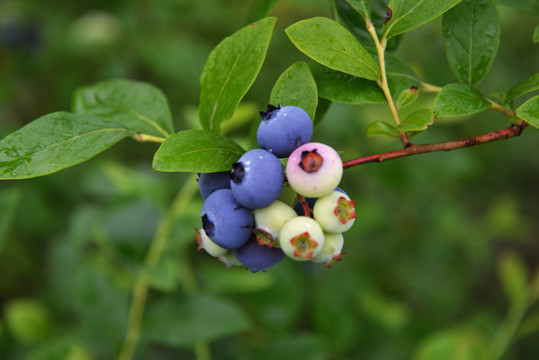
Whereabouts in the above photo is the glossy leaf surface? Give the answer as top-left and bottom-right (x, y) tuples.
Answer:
(152, 129), (245, 173)
(0, 112), (132, 180)
(286, 17), (380, 81)
(345, 0), (371, 20)
(73, 79), (173, 137)
(367, 120), (400, 138)
(515, 95), (539, 128)
(506, 73), (539, 102)
(383, 0), (461, 39)
(398, 109), (434, 131)
(433, 83), (490, 118)
(310, 62), (385, 105)
(270, 61), (318, 120)
(443, 0), (500, 86)
(199, 17), (276, 132)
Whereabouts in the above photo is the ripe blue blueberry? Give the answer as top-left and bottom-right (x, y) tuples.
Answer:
(257, 104), (313, 158)
(200, 189), (254, 250)
(286, 142), (343, 198)
(233, 234), (286, 273)
(230, 149), (284, 209)
(197, 171), (231, 200)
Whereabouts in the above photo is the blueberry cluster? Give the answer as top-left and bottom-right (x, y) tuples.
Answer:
(195, 105), (356, 272)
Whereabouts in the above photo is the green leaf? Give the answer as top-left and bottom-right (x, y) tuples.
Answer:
(534, 25), (539, 43)
(443, 0), (500, 86)
(199, 17), (276, 132)
(367, 120), (400, 138)
(314, 97), (332, 128)
(309, 62), (385, 105)
(285, 17), (380, 81)
(220, 102), (260, 135)
(245, 0), (279, 24)
(498, 252), (529, 304)
(433, 83), (490, 118)
(0, 112), (132, 180)
(385, 52), (422, 97)
(398, 109), (434, 131)
(506, 73), (539, 102)
(152, 129), (245, 173)
(143, 294), (251, 347)
(495, 0), (539, 16)
(345, 0), (372, 20)
(72, 79), (173, 137)
(515, 95), (539, 128)
(270, 61), (318, 120)
(337, 0), (403, 52)
(383, 0), (462, 40)
(396, 86), (419, 109)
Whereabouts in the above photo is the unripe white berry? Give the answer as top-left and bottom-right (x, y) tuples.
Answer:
(253, 200), (297, 247)
(279, 216), (325, 261)
(195, 228), (228, 257)
(313, 191), (356, 233)
(312, 232), (344, 267)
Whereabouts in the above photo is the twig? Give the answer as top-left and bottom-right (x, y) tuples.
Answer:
(343, 121), (527, 168)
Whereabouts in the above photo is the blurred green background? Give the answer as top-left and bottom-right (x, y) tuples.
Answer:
(1, 0), (538, 359)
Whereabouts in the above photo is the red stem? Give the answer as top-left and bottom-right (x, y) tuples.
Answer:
(343, 121), (527, 168)
(298, 194), (312, 217)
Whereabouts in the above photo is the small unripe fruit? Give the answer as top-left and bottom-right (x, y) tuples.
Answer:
(218, 253), (243, 269)
(312, 232), (345, 268)
(279, 216), (325, 261)
(253, 200), (297, 247)
(195, 228), (228, 257)
(313, 191), (356, 233)
(286, 142), (343, 198)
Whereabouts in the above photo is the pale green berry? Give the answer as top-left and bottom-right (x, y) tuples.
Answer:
(217, 252), (243, 269)
(313, 191), (356, 233)
(312, 232), (344, 268)
(253, 200), (297, 247)
(279, 216), (325, 261)
(195, 228), (228, 257)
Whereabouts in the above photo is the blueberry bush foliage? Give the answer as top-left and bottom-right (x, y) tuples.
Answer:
(1, 0), (539, 359)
